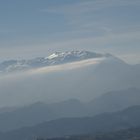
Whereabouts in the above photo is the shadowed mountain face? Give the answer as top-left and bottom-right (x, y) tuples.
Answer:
(0, 88), (139, 132)
(0, 99), (86, 132)
(0, 105), (140, 140)
(87, 88), (140, 116)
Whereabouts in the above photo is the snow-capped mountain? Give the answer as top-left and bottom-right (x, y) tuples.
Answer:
(0, 51), (110, 73)
(0, 50), (140, 107)
(45, 51), (104, 62)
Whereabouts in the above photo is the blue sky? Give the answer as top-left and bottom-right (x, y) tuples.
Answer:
(0, 0), (140, 64)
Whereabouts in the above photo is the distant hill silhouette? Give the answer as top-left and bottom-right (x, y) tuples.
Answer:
(0, 105), (140, 140)
(0, 88), (139, 132)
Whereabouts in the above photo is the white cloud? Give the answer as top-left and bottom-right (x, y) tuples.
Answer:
(42, 0), (140, 15)
(30, 58), (103, 75)
(0, 29), (139, 64)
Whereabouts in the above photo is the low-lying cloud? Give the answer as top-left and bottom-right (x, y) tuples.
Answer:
(0, 58), (103, 107)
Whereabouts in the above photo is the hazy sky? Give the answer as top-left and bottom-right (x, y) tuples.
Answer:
(0, 0), (140, 64)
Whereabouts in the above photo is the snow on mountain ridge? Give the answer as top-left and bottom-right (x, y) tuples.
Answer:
(45, 51), (104, 62)
(0, 51), (110, 73)
(47, 53), (59, 59)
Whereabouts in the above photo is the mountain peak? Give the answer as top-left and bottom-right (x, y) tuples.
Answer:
(46, 50), (104, 61)
(0, 51), (115, 73)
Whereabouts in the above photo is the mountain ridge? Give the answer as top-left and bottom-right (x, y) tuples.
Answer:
(0, 51), (117, 73)
(0, 88), (139, 132)
(1, 105), (140, 140)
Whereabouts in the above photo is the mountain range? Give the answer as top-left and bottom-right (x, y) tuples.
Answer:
(0, 105), (140, 140)
(0, 51), (140, 107)
(0, 51), (107, 73)
(0, 51), (139, 139)
(0, 88), (139, 132)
